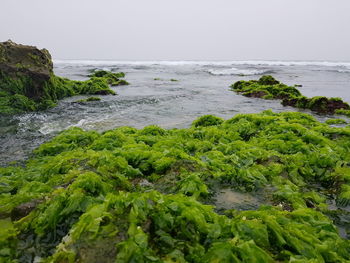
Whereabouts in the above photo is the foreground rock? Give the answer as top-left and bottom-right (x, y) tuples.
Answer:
(0, 40), (128, 114)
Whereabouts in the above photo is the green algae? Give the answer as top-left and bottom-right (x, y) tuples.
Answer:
(1, 111), (350, 262)
(336, 109), (350, 117)
(231, 76), (350, 115)
(325, 118), (347, 125)
(89, 70), (129, 86)
(0, 70), (128, 115)
(75, 97), (101, 104)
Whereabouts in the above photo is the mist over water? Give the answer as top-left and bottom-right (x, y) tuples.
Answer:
(1, 60), (350, 165)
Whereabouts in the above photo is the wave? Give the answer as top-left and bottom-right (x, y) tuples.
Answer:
(312, 68), (350, 74)
(227, 61), (350, 68)
(337, 69), (350, 73)
(206, 67), (271, 76)
(53, 60), (350, 68)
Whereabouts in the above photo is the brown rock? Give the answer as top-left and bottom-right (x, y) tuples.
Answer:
(246, 91), (268, 98)
(0, 40), (53, 99)
(10, 199), (43, 221)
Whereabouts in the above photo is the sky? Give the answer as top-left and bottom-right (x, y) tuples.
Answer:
(1, 0), (350, 61)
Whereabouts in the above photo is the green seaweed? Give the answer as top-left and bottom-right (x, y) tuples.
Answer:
(231, 76), (350, 115)
(75, 96), (101, 103)
(336, 109), (350, 117)
(1, 111), (350, 261)
(0, 69), (128, 115)
(89, 70), (129, 86)
(325, 118), (347, 125)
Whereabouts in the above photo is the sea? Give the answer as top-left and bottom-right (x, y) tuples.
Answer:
(1, 60), (350, 165)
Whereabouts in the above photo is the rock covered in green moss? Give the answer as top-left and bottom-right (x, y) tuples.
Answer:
(0, 41), (128, 115)
(1, 111), (350, 261)
(74, 96), (102, 104)
(231, 75), (350, 114)
(282, 96), (350, 114)
(231, 75), (302, 100)
(0, 40), (52, 84)
(89, 70), (129, 86)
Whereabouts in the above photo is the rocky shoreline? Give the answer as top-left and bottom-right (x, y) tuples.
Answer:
(0, 41), (128, 114)
(1, 42), (350, 262)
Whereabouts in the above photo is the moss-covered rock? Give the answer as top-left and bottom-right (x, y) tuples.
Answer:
(89, 70), (129, 86)
(2, 111), (350, 261)
(74, 97), (101, 104)
(0, 41), (128, 115)
(231, 75), (350, 115)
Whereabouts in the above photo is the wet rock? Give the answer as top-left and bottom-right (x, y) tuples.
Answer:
(257, 75), (279, 85)
(232, 75), (350, 115)
(0, 41), (122, 114)
(308, 97), (350, 114)
(10, 199), (42, 221)
(246, 90), (268, 98)
(0, 40), (53, 99)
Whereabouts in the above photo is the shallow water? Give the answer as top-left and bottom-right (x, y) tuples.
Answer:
(214, 189), (267, 211)
(1, 60), (350, 165)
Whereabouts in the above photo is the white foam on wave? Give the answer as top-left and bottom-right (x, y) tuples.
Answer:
(337, 69), (350, 73)
(206, 67), (270, 76)
(53, 59), (350, 68)
(228, 60), (350, 68)
(39, 118), (93, 135)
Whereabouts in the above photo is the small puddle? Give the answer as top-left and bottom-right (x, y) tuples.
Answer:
(214, 189), (265, 211)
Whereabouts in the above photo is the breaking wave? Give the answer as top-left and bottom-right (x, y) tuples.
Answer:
(53, 60), (350, 69)
(206, 68), (271, 76)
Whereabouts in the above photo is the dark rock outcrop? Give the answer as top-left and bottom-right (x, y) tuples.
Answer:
(0, 40), (53, 99)
(0, 41), (127, 114)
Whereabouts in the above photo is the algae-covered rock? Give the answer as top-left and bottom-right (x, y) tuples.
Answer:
(74, 96), (101, 104)
(0, 41), (128, 114)
(0, 40), (52, 75)
(231, 75), (350, 115)
(89, 70), (129, 86)
(2, 111), (350, 262)
(283, 96), (350, 114)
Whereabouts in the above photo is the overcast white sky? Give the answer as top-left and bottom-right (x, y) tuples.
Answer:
(1, 0), (350, 61)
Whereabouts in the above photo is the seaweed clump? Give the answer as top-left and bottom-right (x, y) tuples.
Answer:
(231, 75), (350, 115)
(325, 118), (347, 125)
(1, 111), (350, 262)
(0, 41), (128, 114)
(336, 109), (350, 117)
(89, 70), (129, 86)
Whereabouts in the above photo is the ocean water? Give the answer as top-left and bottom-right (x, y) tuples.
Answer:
(1, 60), (350, 165)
